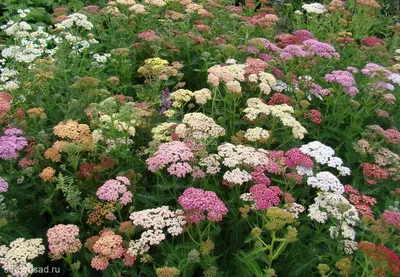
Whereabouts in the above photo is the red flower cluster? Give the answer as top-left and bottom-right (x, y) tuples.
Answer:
(344, 185), (376, 218)
(360, 162), (388, 184)
(358, 241), (400, 276)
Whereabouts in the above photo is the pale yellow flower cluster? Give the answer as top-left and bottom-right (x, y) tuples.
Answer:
(170, 88), (212, 108)
(243, 98), (307, 139)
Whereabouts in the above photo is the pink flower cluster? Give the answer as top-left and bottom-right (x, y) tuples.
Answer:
(245, 57), (268, 75)
(325, 70), (359, 96)
(0, 91), (12, 116)
(284, 148), (314, 168)
(344, 185), (376, 218)
(146, 141), (194, 177)
(250, 166), (271, 186)
(304, 109), (322, 124)
(302, 39), (340, 59)
(360, 163), (388, 184)
(0, 178), (8, 193)
(0, 128), (28, 160)
(178, 187), (228, 224)
(137, 30), (160, 41)
(381, 210), (400, 229)
(47, 224), (82, 260)
(96, 176), (132, 205)
(361, 63), (391, 78)
(249, 184), (282, 210)
(91, 230), (135, 270)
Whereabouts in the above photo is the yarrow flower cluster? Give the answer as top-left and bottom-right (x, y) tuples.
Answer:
(0, 178), (8, 193)
(302, 3), (328, 14)
(0, 128), (28, 160)
(344, 185), (376, 218)
(46, 224), (82, 260)
(146, 141), (194, 177)
(174, 112), (225, 141)
(248, 184), (283, 210)
(299, 141), (351, 176)
(55, 13), (94, 30)
(358, 241), (400, 276)
(128, 206), (186, 256)
(325, 70), (359, 96)
(90, 230), (135, 270)
(178, 187), (228, 224)
(381, 210), (400, 229)
(243, 98), (307, 139)
(0, 238), (45, 277)
(96, 176), (133, 205)
(307, 171), (344, 194)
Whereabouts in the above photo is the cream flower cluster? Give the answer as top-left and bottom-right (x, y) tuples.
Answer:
(128, 206), (186, 256)
(244, 127), (270, 142)
(243, 98), (307, 139)
(207, 62), (276, 95)
(302, 3), (328, 14)
(175, 112), (225, 140)
(217, 143), (268, 168)
(223, 168), (252, 186)
(55, 13), (94, 30)
(0, 238), (45, 277)
(299, 141), (351, 176)
(199, 154), (221, 174)
(151, 122), (175, 144)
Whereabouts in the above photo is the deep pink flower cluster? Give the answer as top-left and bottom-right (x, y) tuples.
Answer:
(304, 109), (322, 124)
(360, 163), (388, 184)
(361, 63), (391, 78)
(250, 166), (271, 186)
(146, 141), (194, 177)
(0, 178), (8, 192)
(284, 148), (314, 168)
(382, 128), (400, 144)
(47, 224), (82, 259)
(293, 30), (314, 42)
(178, 187), (228, 224)
(381, 210), (400, 229)
(0, 128), (28, 160)
(361, 36), (385, 47)
(96, 176), (133, 205)
(325, 70), (359, 96)
(249, 184), (282, 210)
(344, 185), (376, 218)
(280, 44), (308, 60)
(302, 39), (340, 59)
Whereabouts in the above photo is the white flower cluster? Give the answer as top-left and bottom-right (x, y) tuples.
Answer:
(144, 0), (167, 7)
(223, 168), (252, 186)
(0, 238), (45, 277)
(243, 98), (307, 139)
(217, 143), (268, 168)
(128, 206), (186, 256)
(309, 192), (359, 225)
(302, 3), (328, 14)
(244, 127), (270, 142)
(55, 13), (94, 30)
(308, 192), (359, 249)
(0, 68), (19, 91)
(175, 112), (225, 140)
(307, 171), (344, 194)
(300, 141), (351, 176)
(272, 80), (288, 92)
(93, 53), (111, 64)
